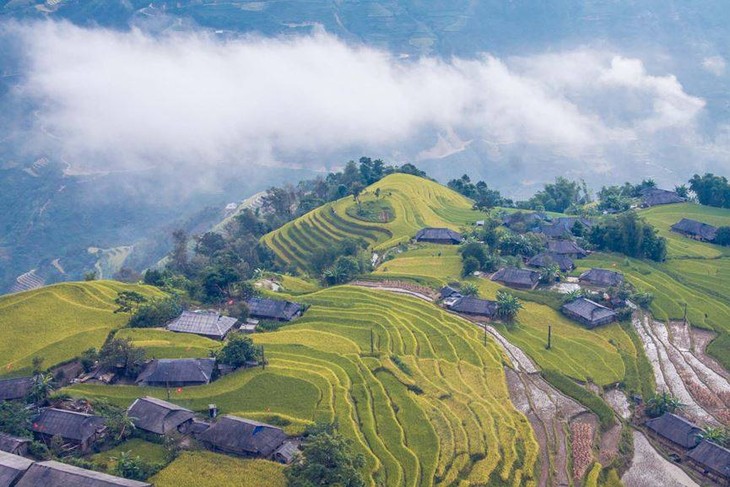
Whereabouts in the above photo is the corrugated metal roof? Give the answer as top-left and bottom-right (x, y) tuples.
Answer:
(136, 359), (215, 386)
(167, 310), (237, 339)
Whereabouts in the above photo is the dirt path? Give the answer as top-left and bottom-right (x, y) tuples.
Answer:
(485, 325), (539, 373)
(632, 312), (726, 426)
(622, 431), (699, 487)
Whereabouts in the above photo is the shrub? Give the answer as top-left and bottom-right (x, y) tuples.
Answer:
(28, 441), (50, 460)
(128, 298), (183, 328)
(390, 355), (412, 376)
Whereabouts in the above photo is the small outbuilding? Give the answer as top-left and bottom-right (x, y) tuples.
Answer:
(272, 441), (300, 464)
(687, 440), (730, 483)
(640, 188), (686, 207)
(447, 296), (498, 318)
(0, 377), (32, 402)
(31, 409), (106, 453)
(127, 397), (196, 436)
(527, 252), (574, 272)
(136, 358), (216, 387)
(0, 450), (33, 486)
(0, 433), (30, 456)
(246, 297), (303, 322)
(491, 267), (540, 290)
(671, 218), (718, 242)
(167, 310), (238, 340)
(16, 460), (150, 487)
(198, 415), (287, 459)
(644, 413), (702, 450)
(414, 228), (463, 245)
(579, 268), (624, 288)
(561, 297), (616, 328)
(547, 240), (588, 258)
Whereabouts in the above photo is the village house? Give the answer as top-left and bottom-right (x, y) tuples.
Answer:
(439, 286), (463, 306)
(0, 432), (30, 456)
(166, 310), (238, 340)
(246, 297), (303, 322)
(136, 358), (216, 387)
(447, 296), (499, 319)
(31, 408), (106, 453)
(671, 218), (718, 242)
(414, 228), (463, 245)
(527, 252), (574, 272)
(640, 188), (686, 207)
(0, 450), (33, 485)
(16, 460), (150, 487)
(644, 413), (702, 450)
(547, 240), (588, 259)
(561, 297), (617, 328)
(579, 268), (624, 288)
(502, 211), (548, 231)
(491, 267), (540, 290)
(687, 440), (730, 484)
(537, 217), (593, 239)
(0, 377), (32, 402)
(197, 415), (289, 460)
(127, 397), (196, 436)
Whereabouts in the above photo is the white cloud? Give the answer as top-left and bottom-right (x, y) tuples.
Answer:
(4, 20), (713, 183)
(702, 56), (726, 76)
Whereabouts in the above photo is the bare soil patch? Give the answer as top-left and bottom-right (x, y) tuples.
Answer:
(622, 431), (698, 487)
(604, 388), (631, 420)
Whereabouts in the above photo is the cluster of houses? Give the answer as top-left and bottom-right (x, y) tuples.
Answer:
(645, 412), (730, 484)
(0, 395), (298, 486)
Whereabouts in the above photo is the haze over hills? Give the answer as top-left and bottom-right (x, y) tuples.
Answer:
(0, 1), (729, 291)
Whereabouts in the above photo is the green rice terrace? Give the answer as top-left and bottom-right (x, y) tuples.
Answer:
(261, 173), (482, 271)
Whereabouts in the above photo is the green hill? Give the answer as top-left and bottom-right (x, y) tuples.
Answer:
(0, 281), (165, 377)
(261, 174), (482, 271)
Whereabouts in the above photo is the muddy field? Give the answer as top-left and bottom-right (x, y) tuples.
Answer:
(622, 431), (698, 487)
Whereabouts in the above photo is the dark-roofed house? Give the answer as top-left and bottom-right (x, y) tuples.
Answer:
(645, 413), (702, 450)
(491, 267), (540, 290)
(561, 297), (616, 328)
(687, 440), (730, 483)
(0, 450), (33, 486)
(136, 358), (215, 387)
(16, 460), (150, 487)
(440, 285), (461, 300)
(527, 253), (574, 272)
(448, 297), (498, 319)
(31, 409), (106, 453)
(198, 415), (287, 459)
(167, 310), (238, 340)
(671, 218), (718, 242)
(548, 240), (588, 259)
(246, 297), (303, 322)
(0, 433), (30, 456)
(537, 223), (571, 239)
(0, 377), (32, 402)
(502, 211), (548, 230)
(414, 228), (463, 245)
(127, 397), (196, 436)
(579, 268), (624, 288)
(641, 188), (686, 207)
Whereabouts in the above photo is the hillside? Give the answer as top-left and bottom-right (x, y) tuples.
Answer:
(262, 173), (482, 271)
(0, 280), (165, 377)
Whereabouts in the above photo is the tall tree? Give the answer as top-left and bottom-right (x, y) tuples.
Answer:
(286, 428), (366, 487)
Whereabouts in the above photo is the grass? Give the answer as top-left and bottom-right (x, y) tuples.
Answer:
(151, 452), (286, 487)
(346, 199), (395, 223)
(66, 286), (540, 487)
(262, 173), (484, 272)
(0, 281), (165, 377)
(540, 369), (615, 431)
(91, 438), (169, 470)
(115, 328), (220, 359)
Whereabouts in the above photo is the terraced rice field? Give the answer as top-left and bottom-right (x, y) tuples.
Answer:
(151, 452), (286, 487)
(115, 328), (220, 359)
(262, 174), (483, 271)
(68, 286), (540, 487)
(0, 281), (165, 377)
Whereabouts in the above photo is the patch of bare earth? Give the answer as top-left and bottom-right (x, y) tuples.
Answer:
(605, 388), (631, 420)
(688, 326), (730, 381)
(598, 423), (621, 465)
(622, 431), (698, 487)
(571, 419), (595, 481)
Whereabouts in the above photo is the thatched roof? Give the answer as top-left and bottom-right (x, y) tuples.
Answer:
(414, 228), (463, 244)
(491, 267), (539, 288)
(0, 450), (33, 486)
(0, 377), (32, 401)
(671, 218), (718, 241)
(167, 310), (238, 339)
(127, 397), (195, 435)
(0, 433), (30, 454)
(645, 413), (702, 449)
(246, 298), (302, 321)
(449, 297), (498, 317)
(641, 188), (685, 207)
(527, 252), (574, 272)
(547, 240), (588, 256)
(198, 415), (287, 457)
(16, 460), (150, 487)
(579, 268), (624, 287)
(561, 297), (616, 327)
(687, 440), (730, 479)
(136, 359), (215, 386)
(31, 409), (105, 442)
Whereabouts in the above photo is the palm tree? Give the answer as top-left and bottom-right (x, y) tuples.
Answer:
(28, 373), (53, 405)
(700, 427), (729, 447)
(106, 409), (137, 440)
(539, 264), (561, 284)
(563, 289), (584, 303)
(646, 390), (683, 418)
(496, 291), (523, 321)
